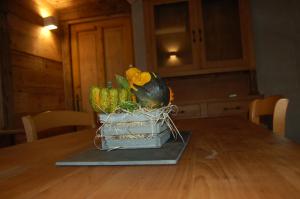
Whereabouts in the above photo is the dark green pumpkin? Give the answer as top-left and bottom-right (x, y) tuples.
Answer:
(132, 73), (170, 108)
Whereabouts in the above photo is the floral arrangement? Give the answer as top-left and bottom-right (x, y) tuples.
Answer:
(89, 66), (181, 150)
(89, 66), (174, 113)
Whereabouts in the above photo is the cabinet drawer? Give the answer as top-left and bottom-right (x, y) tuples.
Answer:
(176, 104), (201, 118)
(207, 101), (249, 117)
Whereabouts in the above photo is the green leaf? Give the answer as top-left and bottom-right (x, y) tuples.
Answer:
(115, 75), (130, 89)
(119, 101), (138, 112)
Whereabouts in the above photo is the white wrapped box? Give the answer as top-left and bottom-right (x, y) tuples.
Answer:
(101, 120), (168, 136)
(99, 109), (163, 123)
(98, 110), (170, 149)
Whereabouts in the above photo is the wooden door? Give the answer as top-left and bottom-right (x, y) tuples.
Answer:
(71, 17), (134, 112)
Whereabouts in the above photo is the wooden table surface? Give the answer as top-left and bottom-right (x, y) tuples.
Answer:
(1, 117), (300, 199)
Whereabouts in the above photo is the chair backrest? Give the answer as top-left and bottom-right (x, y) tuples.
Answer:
(22, 111), (95, 142)
(273, 98), (289, 136)
(249, 95), (282, 125)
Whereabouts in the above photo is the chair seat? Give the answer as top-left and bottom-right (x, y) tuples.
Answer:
(22, 111), (95, 142)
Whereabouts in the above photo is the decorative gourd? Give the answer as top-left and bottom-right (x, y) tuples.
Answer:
(89, 86), (102, 112)
(99, 88), (109, 112)
(89, 86), (131, 113)
(131, 72), (170, 108)
(109, 88), (119, 113)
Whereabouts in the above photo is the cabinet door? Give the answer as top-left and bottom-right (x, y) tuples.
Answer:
(145, 0), (198, 76)
(71, 22), (104, 112)
(71, 17), (133, 112)
(99, 18), (134, 85)
(196, 0), (254, 69)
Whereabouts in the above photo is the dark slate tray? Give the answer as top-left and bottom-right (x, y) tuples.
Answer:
(56, 131), (191, 166)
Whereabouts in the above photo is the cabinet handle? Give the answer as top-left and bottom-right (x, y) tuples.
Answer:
(198, 29), (202, 42)
(192, 30), (196, 43)
(224, 106), (241, 111)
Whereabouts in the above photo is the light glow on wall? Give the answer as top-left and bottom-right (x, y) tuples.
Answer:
(39, 8), (51, 18)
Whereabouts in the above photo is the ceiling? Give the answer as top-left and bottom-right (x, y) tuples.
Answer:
(45, 0), (96, 9)
(45, 0), (132, 10)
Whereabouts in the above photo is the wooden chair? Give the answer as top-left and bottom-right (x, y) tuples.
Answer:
(22, 111), (95, 142)
(249, 95), (282, 126)
(273, 98), (289, 136)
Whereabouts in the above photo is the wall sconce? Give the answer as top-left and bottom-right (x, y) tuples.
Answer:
(43, 16), (58, 30)
(169, 52), (178, 60)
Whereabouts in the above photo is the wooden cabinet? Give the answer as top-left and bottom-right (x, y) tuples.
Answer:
(176, 104), (202, 118)
(167, 71), (260, 119)
(176, 98), (255, 119)
(206, 100), (250, 117)
(144, 0), (255, 77)
(70, 16), (133, 112)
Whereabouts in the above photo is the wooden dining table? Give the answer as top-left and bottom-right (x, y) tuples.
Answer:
(1, 117), (300, 199)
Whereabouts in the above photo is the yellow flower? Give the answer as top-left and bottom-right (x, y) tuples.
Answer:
(126, 67), (141, 82)
(132, 72), (151, 86)
(125, 67), (151, 90)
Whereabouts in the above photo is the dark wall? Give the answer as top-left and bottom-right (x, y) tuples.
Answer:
(2, 0), (65, 144)
(251, 0), (300, 141)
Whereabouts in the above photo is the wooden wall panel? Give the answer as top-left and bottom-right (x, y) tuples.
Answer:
(11, 51), (65, 128)
(4, 0), (65, 130)
(7, 14), (62, 62)
(6, 0), (56, 18)
(0, 11), (14, 130)
(0, 0), (66, 145)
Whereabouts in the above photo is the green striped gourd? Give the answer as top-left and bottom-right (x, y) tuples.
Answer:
(89, 86), (131, 113)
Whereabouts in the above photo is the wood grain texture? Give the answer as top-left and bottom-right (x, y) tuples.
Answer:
(71, 21), (104, 112)
(46, 0), (130, 11)
(0, 11), (14, 129)
(12, 51), (65, 128)
(7, 13), (62, 62)
(71, 16), (133, 112)
(1, 117), (300, 198)
(61, 23), (74, 110)
(58, 0), (131, 21)
(1, 0), (64, 145)
(167, 72), (251, 103)
(175, 96), (259, 119)
(3, 0), (50, 25)
(4, 0), (60, 61)
(101, 18), (134, 84)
